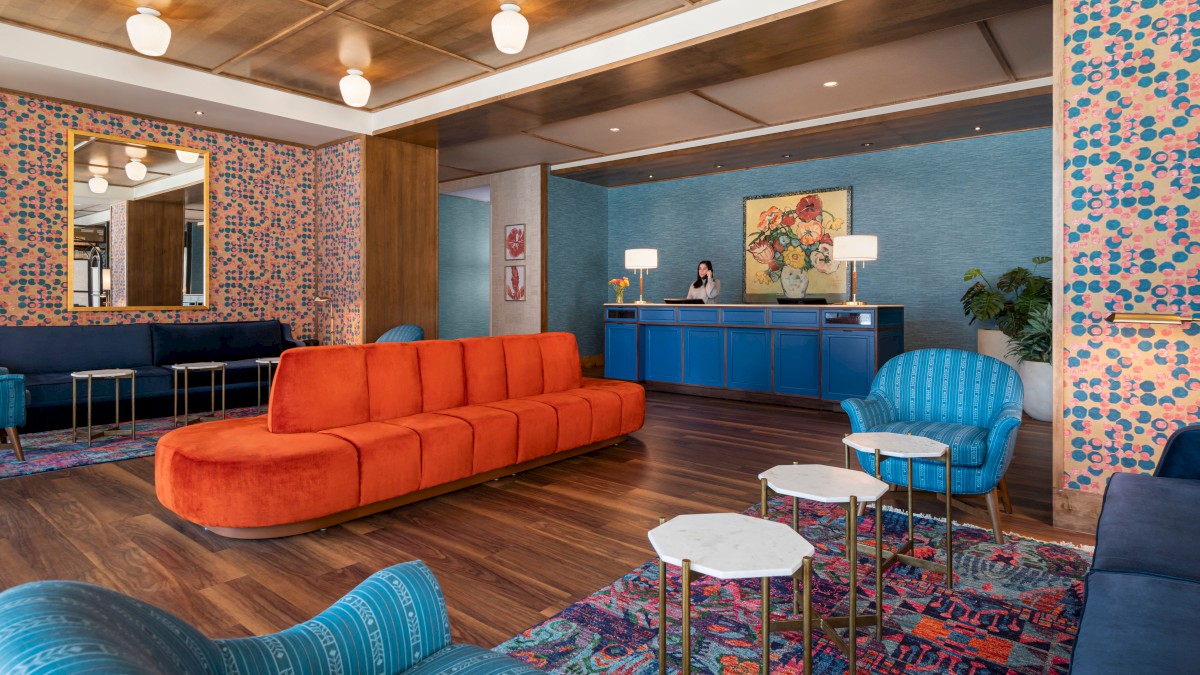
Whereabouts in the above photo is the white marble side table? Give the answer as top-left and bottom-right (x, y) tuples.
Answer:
(71, 369), (137, 448)
(170, 362), (227, 426)
(255, 357), (281, 413)
(649, 513), (816, 675)
(844, 431), (955, 590)
(759, 464), (889, 675)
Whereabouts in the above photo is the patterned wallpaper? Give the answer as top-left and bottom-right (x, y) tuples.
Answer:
(1060, 0), (1200, 491)
(109, 201), (127, 307)
(0, 92), (316, 335)
(315, 138), (363, 345)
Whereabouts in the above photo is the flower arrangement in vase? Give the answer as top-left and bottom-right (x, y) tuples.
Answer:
(745, 193), (843, 298)
(608, 276), (630, 303)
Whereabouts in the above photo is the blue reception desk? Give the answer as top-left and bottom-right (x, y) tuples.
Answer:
(603, 303), (904, 407)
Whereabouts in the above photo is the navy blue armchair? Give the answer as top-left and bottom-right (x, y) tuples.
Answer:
(0, 366), (25, 461)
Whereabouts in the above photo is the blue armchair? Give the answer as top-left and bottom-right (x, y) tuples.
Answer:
(377, 324), (425, 343)
(0, 366), (25, 461)
(0, 560), (540, 674)
(841, 348), (1023, 543)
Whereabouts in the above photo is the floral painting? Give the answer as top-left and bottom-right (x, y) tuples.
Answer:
(504, 265), (526, 301)
(742, 187), (852, 301)
(504, 223), (526, 260)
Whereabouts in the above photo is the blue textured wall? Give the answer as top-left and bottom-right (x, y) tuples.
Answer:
(548, 174), (608, 356)
(605, 129), (1052, 351)
(438, 195), (490, 340)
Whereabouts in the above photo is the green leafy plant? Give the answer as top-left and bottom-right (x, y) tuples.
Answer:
(961, 256), (1052, 338)
(1008, 304), (1052, 363)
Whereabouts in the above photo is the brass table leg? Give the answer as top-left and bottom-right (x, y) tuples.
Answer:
(761, 575), (770, 675)
(658, 517), (666, 675)
(130, 374), (136, 439)
(760, 478), (768, 518)
(86, 376), (93, 449)
(184, 368), (190, 425)
(221, 365), (227, 419)
(72, 378), (78, 443)
(847, 495), (858, 675)
(802, 557), (812, 675)
(945, 448), (953, 590)
(173, 368), (179, 427)
(256, 362), (263, 413)
(681, 559), (691, 675)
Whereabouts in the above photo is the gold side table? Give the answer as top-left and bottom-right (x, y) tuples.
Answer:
(71, 369), (137, 448)
(844, 431), (955, 590)
(760, 464), (890, 675)
(255, 357), (280, 413)
(170, 362), (227, 426)
(649, 513), (815, 675)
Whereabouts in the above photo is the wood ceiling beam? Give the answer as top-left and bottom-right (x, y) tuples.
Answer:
(689, 90), (769, 127)
(211, 0), (362, 75)
(520, 130), (602, 155)
(976, 21), (1017, 82)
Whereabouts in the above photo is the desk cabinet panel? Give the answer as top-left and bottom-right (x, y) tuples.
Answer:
(774, 330), (819, 397)
(683, 326), (724, 387)
(821, 330), (874, 400)
(727, 328), (771, 391)
(642, 325), (683, 383)
(604, 322), (638, 381)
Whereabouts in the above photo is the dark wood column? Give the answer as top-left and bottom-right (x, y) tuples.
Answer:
(126, 189), (185, 307)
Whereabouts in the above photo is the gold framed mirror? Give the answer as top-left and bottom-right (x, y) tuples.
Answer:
(67, 130), (210, 311)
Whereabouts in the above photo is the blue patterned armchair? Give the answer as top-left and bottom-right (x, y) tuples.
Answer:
(377, 324), (425, 343)
(0, 560), (539, 674)
(0, 366), (26, 461)
(841, 348), (1023, 543)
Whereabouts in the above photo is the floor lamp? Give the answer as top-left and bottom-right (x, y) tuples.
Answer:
(625, 249), (658, 304)
(312, 295), (330, 345)
(832, 235), (877, 306)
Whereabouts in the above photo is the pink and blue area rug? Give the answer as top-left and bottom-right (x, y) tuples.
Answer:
(0, 408), (260, 479)
(496, 497), (1091, 674)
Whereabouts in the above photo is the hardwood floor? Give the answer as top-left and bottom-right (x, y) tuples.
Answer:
(0, 391), (1092, 648)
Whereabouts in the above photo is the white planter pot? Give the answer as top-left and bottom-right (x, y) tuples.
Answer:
(977, 329), (1020, 372)
(1019, 360), (1053, 421)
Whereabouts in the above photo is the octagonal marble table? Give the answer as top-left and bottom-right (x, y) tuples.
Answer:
(844, 431), (955, 590)
(649, 513), (816, 675)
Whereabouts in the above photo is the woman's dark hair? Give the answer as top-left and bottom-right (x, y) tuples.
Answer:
(693, 260), (714, 289)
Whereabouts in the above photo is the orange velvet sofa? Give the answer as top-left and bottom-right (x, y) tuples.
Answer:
(155, 332), (644, 538)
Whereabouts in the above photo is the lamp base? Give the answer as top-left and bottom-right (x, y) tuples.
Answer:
(839, 300), (869, 306)
(633, 300), (651, 305)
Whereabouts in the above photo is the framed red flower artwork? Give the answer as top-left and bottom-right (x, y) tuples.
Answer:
(504, 265), (526, 302)
(504, 223), (526, 261)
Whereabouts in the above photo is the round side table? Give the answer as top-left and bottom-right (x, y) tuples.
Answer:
(170, 362), (227, 427)
(71, 369), (137, 448)
(255, 357), (280, 413)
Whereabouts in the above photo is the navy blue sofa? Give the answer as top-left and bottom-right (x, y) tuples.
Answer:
(1070, 424), (1200, 673)
(0, 320), (303, 432)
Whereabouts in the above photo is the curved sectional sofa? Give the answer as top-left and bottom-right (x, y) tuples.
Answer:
(156, 332), (644, 538)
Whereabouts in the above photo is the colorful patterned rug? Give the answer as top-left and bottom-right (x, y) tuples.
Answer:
(0, 408), (260, 479)
(496, 497), (1092, 674)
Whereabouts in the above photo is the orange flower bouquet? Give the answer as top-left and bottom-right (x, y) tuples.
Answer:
(608, 276), (630, 303)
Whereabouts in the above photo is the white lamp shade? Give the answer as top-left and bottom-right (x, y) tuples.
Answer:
(125, 158), (147, 181)
(492, 4), (529, 55)
(176, 149), (200, 163)
(87, 175), (109, 193)
(102, 269), (112, 292)
(126, 7), (171, 57)
(832, 235), (878, 262)
(624, 248), (659, 270)
(339, 69), (371, 107)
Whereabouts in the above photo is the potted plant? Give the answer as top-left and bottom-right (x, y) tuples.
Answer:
(1008, 304), (1052, 421)
(960, 256), (1051, 369)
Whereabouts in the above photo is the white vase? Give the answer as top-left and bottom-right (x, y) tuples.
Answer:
(780, 266), (810, 298)
(977, 329), (1020, 372)
(1019, 360), (1053, 421)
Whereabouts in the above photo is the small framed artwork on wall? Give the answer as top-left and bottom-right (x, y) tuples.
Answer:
(504, 265), (526, 301)
(504, 223), (526, 260)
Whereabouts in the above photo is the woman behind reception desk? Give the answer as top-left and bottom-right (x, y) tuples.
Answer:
(686, 260), (721, 304)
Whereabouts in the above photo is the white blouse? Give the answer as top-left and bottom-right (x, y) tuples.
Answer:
(686, 278), (721, 304)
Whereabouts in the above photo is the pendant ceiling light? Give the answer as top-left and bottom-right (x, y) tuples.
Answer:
(176, 149), (200, 163)
(125, 158), (147, 181)
(492, 4), (529, 55)
(87, 175), (109, 194)
(126, 7), (171, 57)
(339, 69), (371, 108)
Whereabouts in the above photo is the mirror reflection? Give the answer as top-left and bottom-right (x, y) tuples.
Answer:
(69, 132), (208, 309)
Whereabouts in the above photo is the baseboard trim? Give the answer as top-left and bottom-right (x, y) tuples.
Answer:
(1052, 488), (1102, 534)
(203, 436), (628, 540)
(644, 381), (846, 412)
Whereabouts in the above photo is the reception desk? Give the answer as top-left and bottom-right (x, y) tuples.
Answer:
(603, 303), (904, 407)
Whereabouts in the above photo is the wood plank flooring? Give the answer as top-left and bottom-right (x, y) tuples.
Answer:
(0, 391), (1093, 648)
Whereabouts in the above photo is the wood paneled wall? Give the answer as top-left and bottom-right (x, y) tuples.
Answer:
(125, 190), (185, 307)
(361, 136), (439, 342)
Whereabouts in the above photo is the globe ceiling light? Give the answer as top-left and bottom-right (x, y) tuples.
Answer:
(339, 69), (371, 108)
(492, 4), (529, 55)
(88, 175), (109, 194)
(126, 7), (171, 57)
(176, 149), (200, 163)
(125, 158), (147, 181)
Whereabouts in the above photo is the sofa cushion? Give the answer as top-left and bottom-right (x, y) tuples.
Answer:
(322, 422), (421, 506)
(156, 417), (360, 528)
(0, 324), (153, 374)
(268, 346), (369, 434)
(524, 393), (591, 452)
(483, 399), (558, 463)
(385, 413), (473, 489)
(151, 320), (284, 366)
(415, 341), (466, 412)
(539, 332), (581, 393)
(405, 644), (540, 675)
(460, 337), (508, 405)
(1092, 472), (1200, 583)
(1072, 570), (1200, 674)
(502, 335), (543, 398)
(564, 387), (623, 443)
(364, 343), (423, 421)
(581, 378), (646, 436)
(435, 405), (519, 474)
(868, 420), (988, 467)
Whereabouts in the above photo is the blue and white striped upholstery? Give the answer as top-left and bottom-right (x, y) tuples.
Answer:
(842, 349), (1023, 495)
(0, 561), (541, 675)
(0, 367), (27, 429)
(376, 325), (425, 343)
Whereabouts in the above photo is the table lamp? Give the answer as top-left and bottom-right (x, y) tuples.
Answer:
(832, 235), (877, 306)
(624, 248), (658, 304)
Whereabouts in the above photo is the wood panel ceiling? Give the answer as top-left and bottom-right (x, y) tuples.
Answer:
(0, 0), (700, 109)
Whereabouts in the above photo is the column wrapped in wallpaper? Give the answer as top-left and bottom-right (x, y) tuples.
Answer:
(1059, 0), (1199, 505)
(109, 201), (127, 307)
(315, 138), (363, 345)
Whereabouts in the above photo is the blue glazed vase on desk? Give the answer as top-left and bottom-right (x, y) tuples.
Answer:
(780, 266), (810, 298)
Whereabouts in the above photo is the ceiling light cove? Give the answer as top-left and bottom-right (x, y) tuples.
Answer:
(492, 3), (529, 55)
(126, 7), (171, 57)
(340, 69), (371, 108)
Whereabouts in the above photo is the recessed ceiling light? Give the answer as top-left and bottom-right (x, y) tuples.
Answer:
(823, 81), (838, 88)
(648, 175), (654, 178)
(974, 126), (982, 131)
(861, 142), (873, 147)
(610, 127), (620, 132)
(194, 110), (205, 116)
(782, 154), (792, 158)
(715, 164), (723, 168)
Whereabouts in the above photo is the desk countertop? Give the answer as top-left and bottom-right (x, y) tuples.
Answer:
(604, 303), (903, 308)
